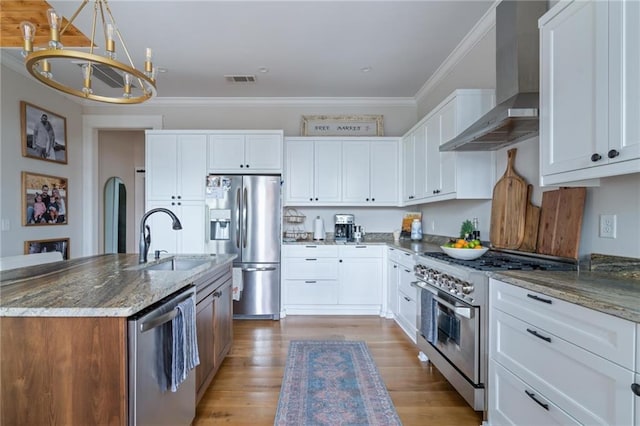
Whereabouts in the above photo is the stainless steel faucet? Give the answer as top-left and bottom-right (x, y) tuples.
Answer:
(138, 208), (183, 263)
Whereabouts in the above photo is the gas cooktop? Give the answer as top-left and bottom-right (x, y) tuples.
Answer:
(421, 251), (577, 272)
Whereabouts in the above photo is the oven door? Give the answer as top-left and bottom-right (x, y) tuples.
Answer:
(429, 287), (480, 385)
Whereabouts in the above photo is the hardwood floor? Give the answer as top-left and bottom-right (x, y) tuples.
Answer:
(194, 316), (483, 425)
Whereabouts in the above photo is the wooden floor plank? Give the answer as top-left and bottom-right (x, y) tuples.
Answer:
(194, 316), (483, 425)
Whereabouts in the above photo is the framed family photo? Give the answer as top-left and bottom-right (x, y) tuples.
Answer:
(22, 172), (68, 226)
(21, 101), (67, 164)
(24, 238), (70, 260)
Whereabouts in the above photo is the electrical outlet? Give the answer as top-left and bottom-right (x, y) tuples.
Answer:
(599, 214), (617, 239)
(431, 220), (435, 232)
(0, 219), (9, 231)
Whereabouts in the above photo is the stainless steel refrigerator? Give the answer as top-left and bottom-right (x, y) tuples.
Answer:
(206, 175), (281, 319)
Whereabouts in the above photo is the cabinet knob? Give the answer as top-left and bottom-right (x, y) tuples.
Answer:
(246, 164), (250, 168)
(371, 198), (375, 202)
(177, 195), (181, 199)
(608, 149), (620, 159)
(590, 153), (602, 162)
(309, 198), (313, 201)
(315, 198), (318, 201)
(240, 164), (244, 168)
(177, 202), (181, 206)
(365, 198), (369, 202)
(339, 259), (343, 263)
(171, 202), (175, 206)
(171, 196), (176, 199)
(632, 383), (640, 396)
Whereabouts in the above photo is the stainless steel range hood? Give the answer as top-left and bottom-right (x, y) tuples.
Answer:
(440, 0), (547, 152)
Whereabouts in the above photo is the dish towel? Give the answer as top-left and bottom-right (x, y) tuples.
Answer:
(232, 267), (243, 301)
(170, 295), (200, 392)
(420, 288), (438, 344)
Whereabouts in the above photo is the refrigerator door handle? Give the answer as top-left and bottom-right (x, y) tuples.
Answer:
(243, 186), (248, 249)
(242, 267), (277, 272)
(235, 187), (241, 249)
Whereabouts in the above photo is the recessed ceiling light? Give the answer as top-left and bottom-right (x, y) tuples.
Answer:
(258, 66), (269, 73)
(360, 66), (372, 73)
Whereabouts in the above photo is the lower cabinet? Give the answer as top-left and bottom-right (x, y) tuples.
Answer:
(385, 246), (417, 341)
(489, 278), (636, 425)
(195, 265), (233, 403)
(281, 244), (383, 315)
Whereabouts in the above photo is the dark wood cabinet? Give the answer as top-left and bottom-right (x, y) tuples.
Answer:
(195, 264), (233, 403)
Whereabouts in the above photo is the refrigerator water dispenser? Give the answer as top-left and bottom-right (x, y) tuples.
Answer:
(209, 209), (231, 240)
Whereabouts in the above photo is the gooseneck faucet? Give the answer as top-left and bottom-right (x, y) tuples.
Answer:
(138, 208), (183, 263)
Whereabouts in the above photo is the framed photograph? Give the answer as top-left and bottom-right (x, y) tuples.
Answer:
(301, 114), (384, 137)
(22, 172), (68, 226)
(21, 101), (68, 164)
(24, 238), (70, 260)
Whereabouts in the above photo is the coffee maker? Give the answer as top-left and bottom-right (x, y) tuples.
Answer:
(334, 214), (355, 242)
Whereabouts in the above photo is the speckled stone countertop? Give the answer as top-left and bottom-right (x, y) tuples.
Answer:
(0, 253), (236, 318)
(492, 270), (640, 323)
(282, 233), (445, 254)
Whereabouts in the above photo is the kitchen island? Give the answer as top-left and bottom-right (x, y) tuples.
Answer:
(0, 253), (235, 426)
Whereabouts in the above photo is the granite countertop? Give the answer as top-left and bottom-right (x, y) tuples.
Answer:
(283, 233), (445, 254)
(0, 253), (236, 318)
(493, 270), (640, 323)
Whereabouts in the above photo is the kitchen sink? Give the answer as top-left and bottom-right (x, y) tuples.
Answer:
(144, 258), (210, 271)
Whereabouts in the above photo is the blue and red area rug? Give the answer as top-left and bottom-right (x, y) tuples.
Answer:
(274, 340), (402, 425)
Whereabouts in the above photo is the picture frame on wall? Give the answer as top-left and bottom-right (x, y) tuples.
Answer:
(301, 114), (384, 137)
(22, 171), (68, 226)
(24, 238), (70, 260)
(20, 101), (67, 164)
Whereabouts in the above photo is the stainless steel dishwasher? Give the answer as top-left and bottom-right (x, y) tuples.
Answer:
(128, 286), (196, 426)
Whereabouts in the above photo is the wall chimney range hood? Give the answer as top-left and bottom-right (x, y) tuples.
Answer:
(440, 0), (547, 152)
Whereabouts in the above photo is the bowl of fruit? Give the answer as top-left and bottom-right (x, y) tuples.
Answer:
(441, 239), (488, 260)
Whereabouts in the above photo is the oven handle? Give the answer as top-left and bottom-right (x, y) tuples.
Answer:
(411, 280), (473, 319)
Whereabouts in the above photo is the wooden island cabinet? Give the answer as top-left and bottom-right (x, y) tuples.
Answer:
(0, 253), (235, 425)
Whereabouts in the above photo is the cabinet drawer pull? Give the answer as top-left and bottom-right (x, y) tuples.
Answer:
(354, 245), (366, 248)
(631, 383), (640, 396)
(305, 280), (317, 284)
(527, 294), (552, 304)
(304, 245), (317, 248)
(527, 328), (551, 343)
(404, 269), (411, 273)
(525, 390), (549, 411)
(213, 291), (222, 298)
(305, 258), (317, 261)
(403, 296), (411, 302)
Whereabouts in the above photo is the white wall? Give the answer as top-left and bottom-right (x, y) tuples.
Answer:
(0, 64), (84, 258)
(286, 206), (407, 236)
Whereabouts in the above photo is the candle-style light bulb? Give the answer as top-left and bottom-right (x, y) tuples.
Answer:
(47, 8), (63, 49)
(39, 59), (52, 79)
(106, 23), (116, 59)
(144, 47), (153, 78)
(20, 21), (36, 58)
(123, 73), (132, 98)
(82, 63), (93, 95)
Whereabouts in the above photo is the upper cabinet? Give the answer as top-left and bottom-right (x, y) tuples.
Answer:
(402, 89), (496, 205)
(540, 0), (640, 185)
(208, 131), (283, 174)
(146, 132), (207, 201)
(342, 139), (399, 205)
(284, 137), (399, 206)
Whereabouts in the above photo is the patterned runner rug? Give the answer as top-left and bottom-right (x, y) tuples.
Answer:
(274, 340), (402, 425)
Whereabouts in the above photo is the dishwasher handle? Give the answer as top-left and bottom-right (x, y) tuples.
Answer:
(141, 309), (178, 332)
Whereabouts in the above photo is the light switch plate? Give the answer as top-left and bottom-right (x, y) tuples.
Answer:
(599, 214), (616, 239)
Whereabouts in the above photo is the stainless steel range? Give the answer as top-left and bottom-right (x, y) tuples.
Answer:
(412, 250), (576, 412)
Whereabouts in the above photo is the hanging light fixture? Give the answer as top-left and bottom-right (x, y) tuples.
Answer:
(20, 0), (156, 104)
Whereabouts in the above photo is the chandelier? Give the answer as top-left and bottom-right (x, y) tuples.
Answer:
(20, 0), (157, 104)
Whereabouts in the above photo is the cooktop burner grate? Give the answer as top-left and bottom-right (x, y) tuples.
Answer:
(421, 251), (577, 272)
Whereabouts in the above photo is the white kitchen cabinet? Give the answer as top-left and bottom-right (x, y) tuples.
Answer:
(146, 132), (207, 201)
(402, 128), (426, 203)
(208, 131), (283, 173)
(145, 199), (206, 254)
(342, 139), (399, 205)
(284, 138), (342, 205)
(337, 245), (383, 307)
(402, 89), (495, 205)
(394, 252), (417, 342)
(282, 245), (339, 312)
(540, 0), (640, 185)
(489, 278), (636, 426)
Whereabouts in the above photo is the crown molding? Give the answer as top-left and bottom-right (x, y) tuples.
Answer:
(414, 0), (498, 104)
(144, 97), (416, 107)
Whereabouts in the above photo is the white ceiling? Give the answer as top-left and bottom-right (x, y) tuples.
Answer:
(4, 0), (496, 100)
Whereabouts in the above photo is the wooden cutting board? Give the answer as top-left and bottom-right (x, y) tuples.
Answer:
(536, 187), (586, 259)
(490, 148), (528, 249)
(518, 184), (540, 252)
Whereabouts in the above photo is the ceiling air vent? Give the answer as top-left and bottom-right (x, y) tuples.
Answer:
(225, 75), (257, 83)
(75, 62), (128, 88)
